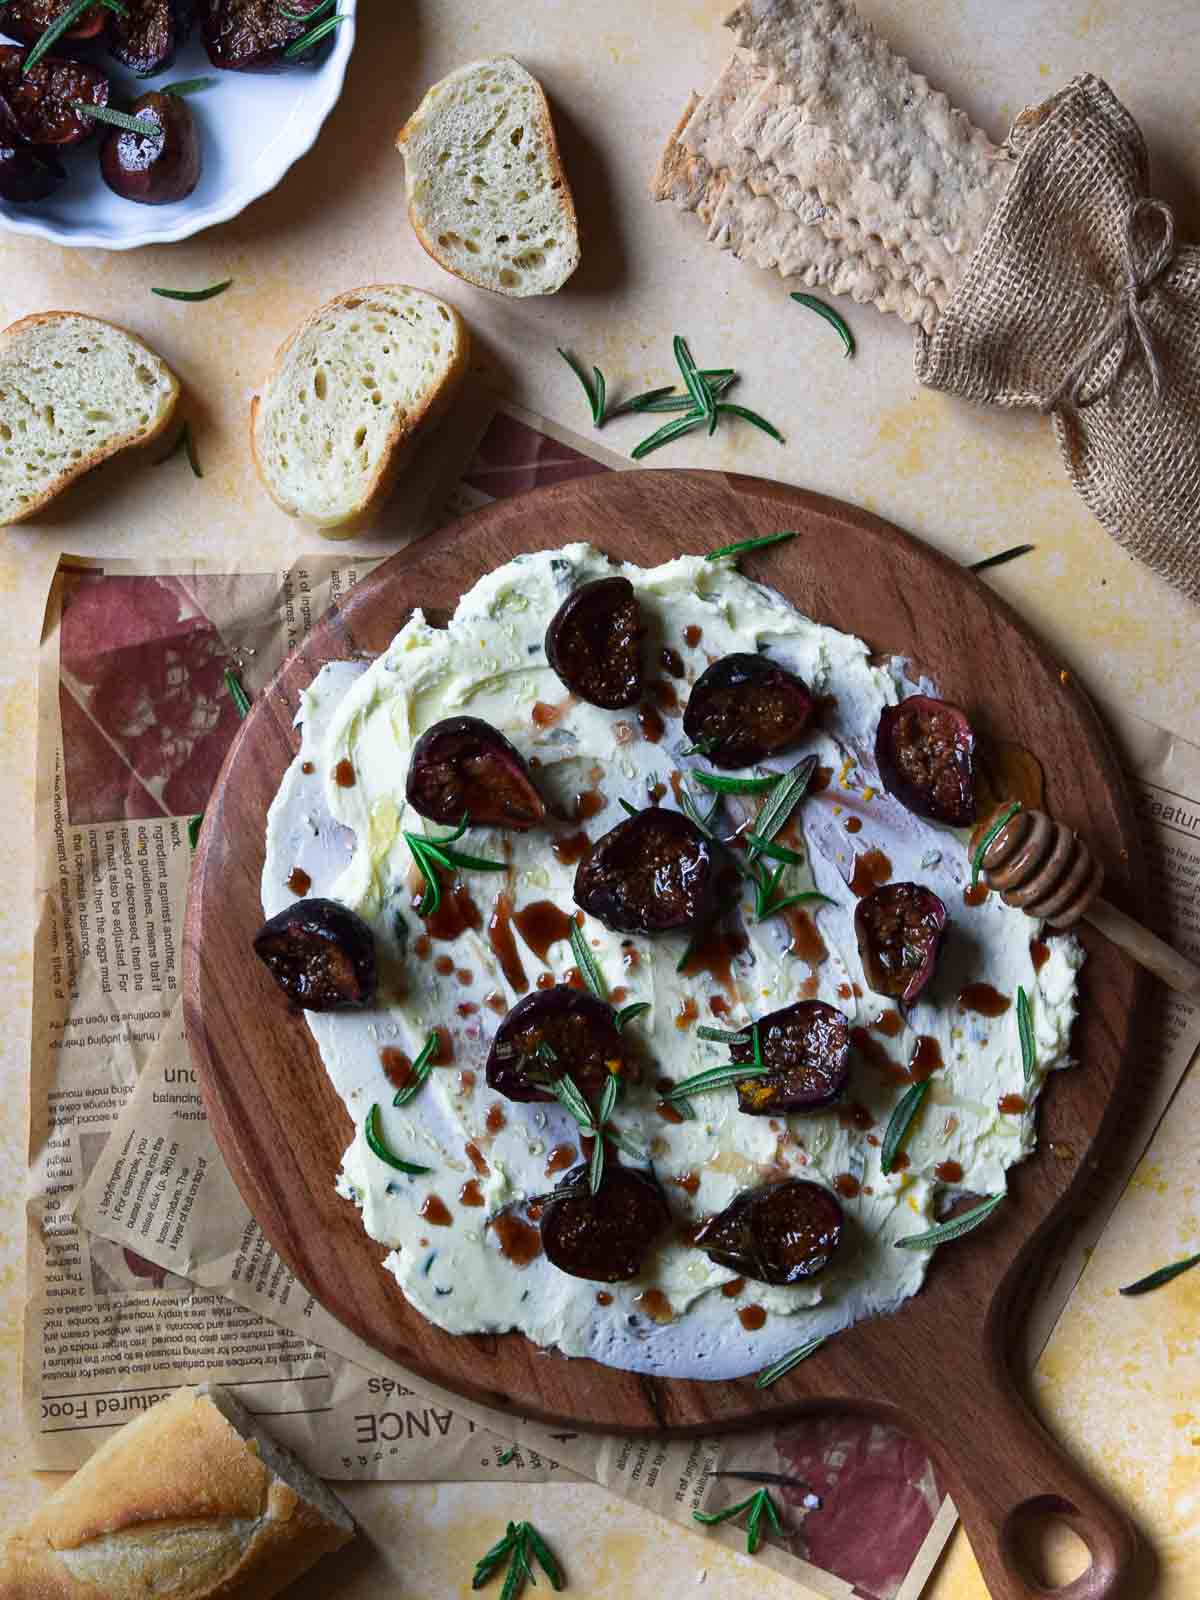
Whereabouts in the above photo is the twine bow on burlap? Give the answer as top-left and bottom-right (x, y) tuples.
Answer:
(1040, 198), (1176, 413)
(915, 75), (1200, 604)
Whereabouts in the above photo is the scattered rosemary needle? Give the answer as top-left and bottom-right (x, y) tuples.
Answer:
(223, 667), (251, 718)
(284, 7), (347, 58)
(971, 801), (1021, 887)
(692, 769), (782, 796)
(756, 1336), (828, 1388)
(392, 1032), (438, 1108)
(705, 529), (798, 562)
(694, 1486), (783, 1555)
(497, 1446), (517, 1466)
(364, 1104), (432, 1175)
(1119, 1252), (1200, 1296)
(968, 543), (1036, 575)
(70, 102), (163, 138)
(614, 1001), (651, 1030)
(472, 1520), (564, 1595)
(152, 280), (233, 302)
(569, 919), (607, 1000)
(895, 1194), (1005, 1250)
(187, 813), (203, 849)
(1017, 987), (1036, 1084)
(23, 0), (124, 74)
(880, 1080), (929, 1175)
(162, 76), (218, 97)
(790, 292), (855, 358)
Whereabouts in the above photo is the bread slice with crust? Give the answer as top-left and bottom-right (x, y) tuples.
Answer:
(250, 284), (470, 535)
(396, 56), (580, 297)
(0, 312), (179, 527)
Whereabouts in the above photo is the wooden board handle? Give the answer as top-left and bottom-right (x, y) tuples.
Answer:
(918, 1345), (1136, 1600)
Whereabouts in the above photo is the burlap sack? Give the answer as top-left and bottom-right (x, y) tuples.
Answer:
(915, 74), (1200, 603)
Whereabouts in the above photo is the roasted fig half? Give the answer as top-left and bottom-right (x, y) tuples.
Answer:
(875, 695), (976, 826)
(694, 1178), (844, 1286)
(107, 0), (184, 77)
(540, 1162), (671, 1282)
(486, 985), (632, 1105)
(732, 1000), (850, 1115)
(574, 807), (718, 935)
(0, 0), (107, 46)
(100, 91), (200, 205)
(855, 882), (947, 1004)
(254, 897), (376, 1010)
(0, 138), (64, 202)
(0, 47), (107, 147)
(682, 652), (815, 768)
(203, 0), (330, 71)
(406, 716), (545, 831)
(545, 576), (643, 709)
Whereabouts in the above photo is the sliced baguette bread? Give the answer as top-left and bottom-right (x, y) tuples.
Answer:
(0, 1384), (353, 1599)
(0, 312), (179, 527)
(396, 57), (580, 297)
(250, 284), (470, 535)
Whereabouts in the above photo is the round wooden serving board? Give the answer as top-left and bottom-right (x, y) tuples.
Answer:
(185, 471), (1146, 1600)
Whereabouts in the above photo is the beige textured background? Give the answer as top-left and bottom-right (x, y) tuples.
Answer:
(1, 0), (1198, 1595)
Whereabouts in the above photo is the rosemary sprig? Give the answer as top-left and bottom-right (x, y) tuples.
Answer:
(679, 789), (722, 840)
(404, 815), (506, 918)
(364, 1104), (432, 1175)
(187, 814), (203, 849)
(154, 420), (202, 477)
(551, 1070), (638, 1193)
(284, 7), (346, 57)
(747, 753), (817, 865)
(673, 334), (715, 434)
(224, 667), (251, 718)
(880, 1080), (929, 1175)
(624, 373), (737, 414)
(743, 833), (805, 867)
(694, 1486), (783, 1555)
(790, 292), (855, 358)
(896, 1194), (1004, 1250)
(497, 1446), (517, 1466)
(693, 769), (782, 796)
(70, 101), (162, 137)
(614, 1001), (651, 1030)
(162, 76), (217, 96)
(152, 279), (233, 302)
(23, 0), (124, 74)
(755, 1336), (828, 1388)
(757, 888), (833, 922)
(713, 402), (784, 443)
(968, 543), (1036, 575)
(472, 1520), (564, 1595)
(1017, 987), (1036, 1083)
(705, 530), (798, 562)
(630, 411), (706, 460)
(568, 919), (607, 1000)
(663, 1056), (767, 1105)
(971, 801), (1021, 887)
(392, 1031), (438, 1107)
(1119, 1252), (1200, 1296)
(556, 348), (604, 425)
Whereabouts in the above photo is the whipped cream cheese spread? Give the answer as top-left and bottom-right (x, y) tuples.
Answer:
(262, 546), (1081, 1379)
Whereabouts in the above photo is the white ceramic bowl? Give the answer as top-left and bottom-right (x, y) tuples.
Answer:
(0, 0), (356, 250)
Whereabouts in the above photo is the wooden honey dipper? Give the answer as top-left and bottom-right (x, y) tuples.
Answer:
(981, 806), (1200, 996)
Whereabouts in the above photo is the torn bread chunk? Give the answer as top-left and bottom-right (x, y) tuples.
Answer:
(724, 0), (1010, 256)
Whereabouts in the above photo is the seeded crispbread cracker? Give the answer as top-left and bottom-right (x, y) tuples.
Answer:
(725, 0), (1010, 255)
(680, 53), (952, 301)
(653, 98), (941, 332)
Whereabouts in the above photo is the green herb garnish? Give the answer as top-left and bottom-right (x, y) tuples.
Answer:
(695, 1025), (752, 1045)
(224, 668), (251, 718)
(790, 293), (854, 358)
(755, 1336), (828, 1388)
(187, 813), (203, 849)
(713, 402), (784, 443)
(404, 815), (506, 918)
(1119, 1253), (1200, 1296)
(152, 279), (233, 302)
(896, 1194), (1004, 1250)
(673, 334), (715, 434)
(155, 420), (202, 477)
(971, 801), (1021, 887)
(69, 100), (162, 137)
(755, 886), (833, 922)
(162, 76), (217, 96)
(742, 833), (805, 867)
(23, 0), (124, 74)
(472, 1520), (564, 1595)
(664, 1057), (767, 1106)
(694, 1486), (783, 1555)
(568, 919), (607, 1000)
(284, 5), (346, 57)
(614, 1001), (651, 1030)
(557, 348), (605, 426)
(705, 530), (799, 562)
(630, 410), (707, 460)
(880, 1080), (929, 1175)
(364, 1103), (432, 1175)
(392, 1031), (438, 1108)
(617, 797), (639, 818)
(1017, 987), (1036, 1084)
(550, 1069), (638, 1193)
(747, 753), (817, 865)
(968, 544), (1036, 575)
(692, 770), (782, 796)
(497, 1446), (517, 1466)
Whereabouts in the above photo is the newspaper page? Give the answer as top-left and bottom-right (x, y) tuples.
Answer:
(29, 397), (1199, 1600)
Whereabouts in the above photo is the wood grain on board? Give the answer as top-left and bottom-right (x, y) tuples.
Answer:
(184, 471), (1146, 1600)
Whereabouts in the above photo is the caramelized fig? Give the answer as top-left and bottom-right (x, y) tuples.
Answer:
(0, 47), (107, 146)
(545, 576), (643, 709)
(855, 882), (947, 1004)
(732, 1000), (850, 1115)
(203, 0), (333, 72)
(694, 1178), (844, 1286)
(100, 91), (200, 205)
(0, 138), (64, 201)
(406, 716), (544, 831)
(574, 807), (718, 934)
(0, 0), (107, 46)
(875, 695), (976, 826)
(540, 1162), (670, 1282)
(254, 897), (376, 1010)
(486, 985), (632, 1105)
(682, 652), (814, 768)
(107, 0), (184, 77)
